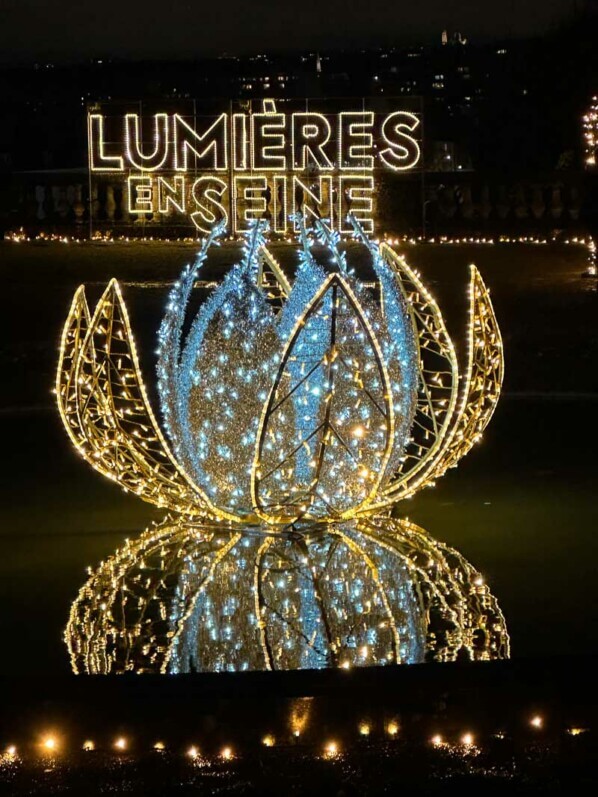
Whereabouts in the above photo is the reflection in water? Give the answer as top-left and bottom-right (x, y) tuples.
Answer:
(66, 517), (509, 674)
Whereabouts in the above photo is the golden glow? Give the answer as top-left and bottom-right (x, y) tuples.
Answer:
(461, 733), (474, 746)
(323, 740), (339, 758)
(262, 735), (275, 747)
(431, 734), (443, 747)
(386, 721), (399, 737)
(187, 745), (199, 759)
(530, 715), (543, 729)
(5, 745), (17, 757)
(568, 727), (587, 736)
(42, 736), (58, 752)
(359, 723), (371, 737)
(114, 737), (127, 751)
(153, 741), (165, 751)
(220, 746), (233, 760)
(82, 740), (95, 751)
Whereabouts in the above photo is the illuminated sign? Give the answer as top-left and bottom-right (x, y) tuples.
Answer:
(88, 99), (422, 233)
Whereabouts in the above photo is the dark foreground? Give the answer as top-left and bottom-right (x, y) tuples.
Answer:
(1, 658), (598, 794)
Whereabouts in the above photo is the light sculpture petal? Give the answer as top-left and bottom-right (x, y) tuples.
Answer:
(66, 279), (213, 516)
(56, 286), (91, 451)
(252, 272), (395, 523)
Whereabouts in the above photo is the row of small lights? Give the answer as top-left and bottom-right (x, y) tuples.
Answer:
(1, 716), (589, 762)
(4, 227), (596, 276)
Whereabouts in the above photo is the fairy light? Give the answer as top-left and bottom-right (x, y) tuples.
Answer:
(220, 746), (233, 760)
(530, 715), (543, 729)
(114, 737), (127, 751)
(582, 96), (598, 167)
(82, 740), (95, 751)
(187, 745), (199, 759)
(58, 213), (510, 675)
(461, 733), (474, 747)
(431, 734), (443, 747)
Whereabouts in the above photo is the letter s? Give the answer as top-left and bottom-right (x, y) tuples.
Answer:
(379, 112), (421, 171)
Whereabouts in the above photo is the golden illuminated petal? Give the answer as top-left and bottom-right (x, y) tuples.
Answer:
(66, 279), (214, 516)
(251, 273), (395, 523)
(426, 265), (504, 481)
(371, 244), (459, 506)
(56, 285), (90, 451)
(376, 263), (503, 506)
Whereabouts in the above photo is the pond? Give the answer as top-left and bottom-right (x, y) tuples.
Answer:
(0, 239), (596, 675)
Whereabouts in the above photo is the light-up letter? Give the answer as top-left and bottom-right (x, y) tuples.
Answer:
(339, 112), (375, 170)
(292, 176), (333, 227)
(233, 176), (268, 232)
(273, 175), (288, 234)
(379, 111), (421, 171)
(190, 177), (228, 233)
(232, 113), (249, 171)
(158, 176), (186, 214)
(339, 176), (374, 233)
(292, 113), (334, 170)
(251, 113), (287, 171)
(124, 113), (169, 171)
(174, 113), (228, 172)
(89, 114), (124, 172)
(127, 176), (154, 214)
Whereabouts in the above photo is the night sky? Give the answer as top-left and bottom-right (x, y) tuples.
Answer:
(0, 0), (587, 64)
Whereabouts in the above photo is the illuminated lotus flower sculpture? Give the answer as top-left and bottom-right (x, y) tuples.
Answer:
(58, 216), (508, 672)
